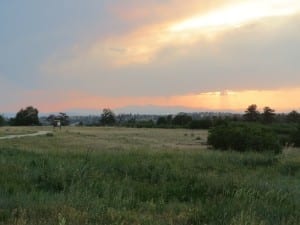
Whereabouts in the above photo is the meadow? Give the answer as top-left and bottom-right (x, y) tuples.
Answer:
(0, 126), (299, 225)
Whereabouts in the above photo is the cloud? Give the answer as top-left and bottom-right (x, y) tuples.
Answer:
(3, 64), (300, 113)
(109, 0), (236, 26)
(42, 0), (245, 72)
(2, 0), (300, 113)
(53, 0), (300, 68)
(41, 11), (300, 97)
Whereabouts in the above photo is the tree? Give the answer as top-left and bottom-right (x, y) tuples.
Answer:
(0, 115), (5, 126)
(189, 119), (212, 129)
(262, 106), (276, 124)
(157, 115), (173, 126)
(172, 113), (192, 127)
(243, 104), (260, 122)
(57, 112), (69, 126)
(156, 116), (167, 126)
(100, 108), (116, 126)
(14, 106), (40, 126)
(290, 124), (300, 147)
(47, 112), (70, 126)
(286, 110), (300, 123)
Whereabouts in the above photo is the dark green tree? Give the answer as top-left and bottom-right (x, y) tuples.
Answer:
(262, 106), (276, 124)
(172, 113), (192, 127)
(189, 119), (212, 129)
(0, 115), (5, 126)
(286, 110), (300, 123)
(166, 115), (173, 124)
(156, 116), (167, 126)
(14, 106), (40, 126)
(100, 108), (116, 126)
(156, 115), (173, 126)
(243, 104), (260, 122)
(290, 124), (300, 147)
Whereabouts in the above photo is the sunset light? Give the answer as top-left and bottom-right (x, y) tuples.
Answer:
(2, 1), (300, 223)
(1, 0), (300, 113)
(169, 0), (300, 32)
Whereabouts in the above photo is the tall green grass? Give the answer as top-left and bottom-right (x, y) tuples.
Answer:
(0, 146), (299, 225)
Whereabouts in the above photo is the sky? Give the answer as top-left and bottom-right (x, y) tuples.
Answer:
(1, 0), (300, 114)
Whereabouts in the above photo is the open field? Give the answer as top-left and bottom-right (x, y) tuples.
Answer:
(0, 126), (299, 225)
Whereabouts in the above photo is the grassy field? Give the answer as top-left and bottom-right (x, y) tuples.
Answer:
(0, 126), (299, 225)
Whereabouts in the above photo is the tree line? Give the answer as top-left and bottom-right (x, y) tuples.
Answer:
(97, 106), (300, 129)
(1, 105), (300, 128)
(0, 106), (69, 126)
(1, 104), (300, 151)
(243, 104), (300, 123)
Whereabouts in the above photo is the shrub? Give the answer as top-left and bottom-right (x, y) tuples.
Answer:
(269, 123), (297, 145)
(135, 120), (155, 128)
(189, 119), (212, 129)
(289, 124), (300, 147)
(207, 123), (282, 153)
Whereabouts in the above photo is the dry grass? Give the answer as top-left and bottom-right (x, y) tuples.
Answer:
(0, 126), (208, 153)
(0, 127), (42, 137)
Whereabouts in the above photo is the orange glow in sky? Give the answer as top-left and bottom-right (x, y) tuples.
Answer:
(3, 1), (300, 113)
(28, 88), (300, 113)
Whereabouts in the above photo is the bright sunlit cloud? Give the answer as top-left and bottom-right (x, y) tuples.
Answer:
(169, 0), (300, 32)
(45, 0), (300, 70)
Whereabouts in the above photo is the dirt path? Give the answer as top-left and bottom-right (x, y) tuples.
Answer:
(0, 131), (52, 140)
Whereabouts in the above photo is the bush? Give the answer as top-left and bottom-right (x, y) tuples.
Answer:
(207, 123), (282, 153)
(189, 119), (212, 129)
(290, 125), (300, 147)
(269, 123), (297, 145)
(135, 120), (155, 128)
